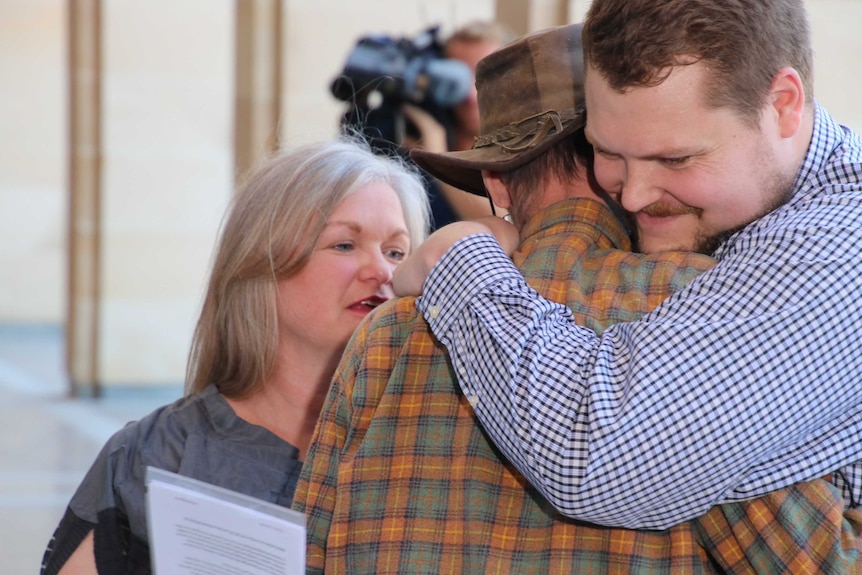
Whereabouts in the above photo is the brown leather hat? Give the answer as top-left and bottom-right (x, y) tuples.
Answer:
(411, 23), (585, 197)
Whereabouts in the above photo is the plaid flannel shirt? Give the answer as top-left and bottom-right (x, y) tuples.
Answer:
(294, 198), (861, 574)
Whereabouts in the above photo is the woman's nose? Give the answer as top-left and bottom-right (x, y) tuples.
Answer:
(360, 251), (395, 285)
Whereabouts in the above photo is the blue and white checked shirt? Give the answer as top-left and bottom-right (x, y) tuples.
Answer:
(416, 103), (862, 530)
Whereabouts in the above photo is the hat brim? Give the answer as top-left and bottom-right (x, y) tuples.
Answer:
(410, 115), (584, 197)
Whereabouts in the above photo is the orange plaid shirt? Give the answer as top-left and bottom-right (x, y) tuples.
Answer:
(294, 198), (861, 574)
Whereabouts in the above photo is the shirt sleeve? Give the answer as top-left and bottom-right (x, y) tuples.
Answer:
(42, 422), (146, 574)
(696, 477), (862, 572)
(292, 322), (365, 574)
(417, 233), (862, 529)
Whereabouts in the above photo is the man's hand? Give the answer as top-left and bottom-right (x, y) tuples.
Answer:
(394, 217), (518, 296)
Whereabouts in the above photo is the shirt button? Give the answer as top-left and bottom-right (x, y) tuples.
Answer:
(428, 305), (440, 319)
(458, 366), (467, 376)
(467, 394), (480, 407)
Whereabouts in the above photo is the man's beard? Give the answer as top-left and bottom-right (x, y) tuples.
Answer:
(633, 170), (796, 256)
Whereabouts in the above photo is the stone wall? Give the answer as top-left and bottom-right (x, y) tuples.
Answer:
(1, 0), (858, 389)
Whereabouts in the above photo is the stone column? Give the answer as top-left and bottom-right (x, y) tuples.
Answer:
(234, 0), (283, 181)
(495, 0), (583, 36)
(67, 0), (102, 396)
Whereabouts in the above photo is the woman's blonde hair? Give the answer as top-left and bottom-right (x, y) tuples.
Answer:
(185, 136), (430, 397)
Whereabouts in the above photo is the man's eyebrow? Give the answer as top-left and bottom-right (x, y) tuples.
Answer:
(583, 127), (614, 152)
(584, 131), (697, 160)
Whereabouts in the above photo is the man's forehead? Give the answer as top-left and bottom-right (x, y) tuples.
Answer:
(583, 63), (716, 142)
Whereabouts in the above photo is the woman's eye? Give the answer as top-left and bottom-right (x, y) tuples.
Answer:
(333, 242), (354, 252)
(386, 248), (407, 262)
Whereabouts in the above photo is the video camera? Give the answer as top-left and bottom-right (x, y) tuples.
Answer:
(330, 26), (473, 152)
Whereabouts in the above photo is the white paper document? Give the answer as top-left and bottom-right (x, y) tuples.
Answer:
(145, 467), (305, 575)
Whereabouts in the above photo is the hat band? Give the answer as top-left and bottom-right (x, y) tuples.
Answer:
(473, 109), (580, 153)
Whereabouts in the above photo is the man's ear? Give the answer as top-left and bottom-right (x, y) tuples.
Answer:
(769, 66), (806, 138)
(481, 170), (512, 209)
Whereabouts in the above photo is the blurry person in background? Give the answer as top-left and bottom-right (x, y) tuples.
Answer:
(445, 21), (514, 155)
(403, 20), (515, 224)
(40, 137), (430, 575)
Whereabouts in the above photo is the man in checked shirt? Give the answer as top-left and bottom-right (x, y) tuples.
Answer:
(293, 23), (860, 574)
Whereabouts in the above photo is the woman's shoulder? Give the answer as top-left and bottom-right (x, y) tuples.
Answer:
(100, 386), (219, 464)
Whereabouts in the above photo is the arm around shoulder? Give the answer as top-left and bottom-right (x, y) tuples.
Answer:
(393, 218), (516, 296)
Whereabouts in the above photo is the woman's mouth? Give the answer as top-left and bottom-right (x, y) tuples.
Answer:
(348, 295), (388, 313)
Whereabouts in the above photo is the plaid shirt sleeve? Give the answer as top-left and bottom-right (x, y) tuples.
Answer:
(696, 478), (862, 573)
(292, 315), (370, 574)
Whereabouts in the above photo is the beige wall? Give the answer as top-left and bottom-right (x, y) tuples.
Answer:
(1, 0), (860, 388)
(281, 0), (497, 146)
(97, 0), (234, 385)
(0, 0), (67, 324)
(807, 0), (862, 132)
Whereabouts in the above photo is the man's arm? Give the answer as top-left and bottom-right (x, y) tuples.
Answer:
(292, 324), (368, 574)
(413, 228), (862, 529)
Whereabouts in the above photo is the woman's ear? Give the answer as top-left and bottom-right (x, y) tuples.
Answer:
(481, 171), (513, 209)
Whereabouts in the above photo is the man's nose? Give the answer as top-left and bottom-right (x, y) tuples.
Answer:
(619, 162), (664, 213)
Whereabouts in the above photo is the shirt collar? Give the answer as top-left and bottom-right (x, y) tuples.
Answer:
(789, 101), (843, 202)
(712, 102), (848, 260)
(518, 197), (633, 252)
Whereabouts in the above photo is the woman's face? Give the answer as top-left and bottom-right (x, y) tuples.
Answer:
(276, 181), (410, 356)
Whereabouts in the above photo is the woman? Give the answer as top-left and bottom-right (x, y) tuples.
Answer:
(41, 137), (430, 575)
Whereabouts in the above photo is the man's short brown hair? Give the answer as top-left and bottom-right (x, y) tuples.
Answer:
(583, 0), (813, 126)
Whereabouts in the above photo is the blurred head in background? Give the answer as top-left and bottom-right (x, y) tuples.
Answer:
(445, 21), (515, 151)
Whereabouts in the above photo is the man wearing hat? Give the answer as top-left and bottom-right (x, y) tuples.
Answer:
(293, 23), (859, 573)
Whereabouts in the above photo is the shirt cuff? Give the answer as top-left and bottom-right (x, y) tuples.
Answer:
(416, 233), (521, 339)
